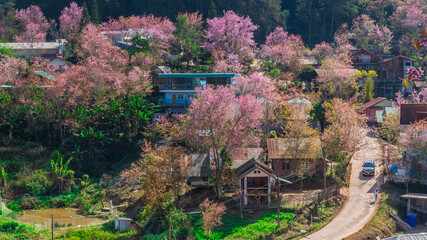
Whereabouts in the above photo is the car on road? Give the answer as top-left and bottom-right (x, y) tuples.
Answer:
(362, 159), (375, 176)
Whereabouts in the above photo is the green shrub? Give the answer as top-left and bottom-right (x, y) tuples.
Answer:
(25, 170), (52, 196)
(0, 219), (46, 239)
(57, 221), (136, 240)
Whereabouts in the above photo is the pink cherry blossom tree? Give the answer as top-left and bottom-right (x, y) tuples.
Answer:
(15, 5), (49, 42)
(368, 24), (393, 54)
(55, 24), (151, 109)
(100, 15), (175, 58)
(399, 120), (427, 171)
(334, 24), (354, 54)
(322, 98), (366, 180)
(392, 0), (427, 35)
(211, 50), (243, 73)
(233, 72), (280, 102)
(59, 2), (83, 39)
(261, 27), (304, 69)
(350, 14), (393, 54)
(312, 42), (334, 62)
(184, 85), (262, 197)
(393, 89), (427, 108)
(205, 11), (258, 62)
(0, 54), (28, 85)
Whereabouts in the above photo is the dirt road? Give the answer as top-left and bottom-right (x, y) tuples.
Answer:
(301, 132), (382, 240)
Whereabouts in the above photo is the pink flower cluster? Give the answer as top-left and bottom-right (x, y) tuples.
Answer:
(407, 67), (424, 82)
(416, 38), (427, 49)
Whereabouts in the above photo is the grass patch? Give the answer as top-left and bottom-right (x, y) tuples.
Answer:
(57, 220), (137, 240)
(189, 211), (294, 240)
(0, 218), (48, 240)
(223, 212), (294, 240)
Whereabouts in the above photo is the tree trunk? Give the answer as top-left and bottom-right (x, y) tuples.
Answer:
(300, 178), (303, 193)
(329, 7), (336, 37)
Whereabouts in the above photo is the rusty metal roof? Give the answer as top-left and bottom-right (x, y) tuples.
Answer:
(401, 193), (427, 200)
(234, 158), (275, 179)
(230, 148), (264, 168)
(267, 138), (322, 160)
(360, 97), (388, 109)
(400, 104), (427, 125)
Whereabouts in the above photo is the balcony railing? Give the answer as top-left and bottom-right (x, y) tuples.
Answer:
(158, 84), (197, 90)
(158, 98), (192, 106)
(352, 60), (375, 64)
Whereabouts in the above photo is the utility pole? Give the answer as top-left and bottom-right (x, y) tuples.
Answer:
(277, 177), (281, 228)
(323, 151), (327, 190)
(240, 189), (243, 219)
(51, 214), (54, 240)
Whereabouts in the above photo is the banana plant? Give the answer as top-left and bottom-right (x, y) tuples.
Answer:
(0, 167), (7, 192)
(50, 154), (74, 194)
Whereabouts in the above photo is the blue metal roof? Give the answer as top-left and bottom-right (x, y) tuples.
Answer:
(34, 71), (56, 81)
(157, 73), (239, 78)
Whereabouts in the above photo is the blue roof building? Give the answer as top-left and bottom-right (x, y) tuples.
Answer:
(151, 73), (240, 113)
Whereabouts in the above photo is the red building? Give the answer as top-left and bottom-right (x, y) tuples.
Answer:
(360, 97), (396, 124)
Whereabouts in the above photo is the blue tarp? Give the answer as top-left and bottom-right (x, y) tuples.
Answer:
(390, 165), (398, 174)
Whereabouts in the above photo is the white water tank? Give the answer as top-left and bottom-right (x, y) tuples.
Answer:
(115, 217), (132, 233)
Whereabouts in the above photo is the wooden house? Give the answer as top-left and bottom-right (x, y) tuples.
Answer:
(350, 48), (381, 72)
(267, 137), (323, 178)
(360, 97), (397, 124)
(185, 148), (264, 188)
(378, 56), (414, 98)
(400, 104), (427, 125)
(234, 158), (277, 206)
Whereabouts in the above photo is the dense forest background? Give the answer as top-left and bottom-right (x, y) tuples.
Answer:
(7, 0), (396, 45)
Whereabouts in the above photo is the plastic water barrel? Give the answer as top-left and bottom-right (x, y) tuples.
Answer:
(406, 212), (417, 227)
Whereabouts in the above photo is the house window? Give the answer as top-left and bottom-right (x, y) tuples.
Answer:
(359, 55), (371, 63)
(251, 178), (256, 186)
(282, 161), (290, 170)
(178, 94), (184, 99)
(301, 162), (310, 170)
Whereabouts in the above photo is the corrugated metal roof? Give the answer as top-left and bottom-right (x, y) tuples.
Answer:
(383, 55), (414, 63)
(186, 154), (211, 177)
(400, 104), (427, 125)
(157, 73), (239, 78)
(286, 97), (312, 120)
(230, 148), (263, 168)
(235, 158), (275, 178)
(267, 138), (322, 160)
(1, 41), (67, 50)
(360, 97), (388, 109)
(401, 193), (427, 200)
(286, 97), (312, 104)
(383, 233), (427, 240)
(315, 68), (357, 79)
(34, 71), (56, 81)
(298, 56), (318, 65)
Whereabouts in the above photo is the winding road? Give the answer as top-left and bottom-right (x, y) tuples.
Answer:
(301, 132), (382, 240)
